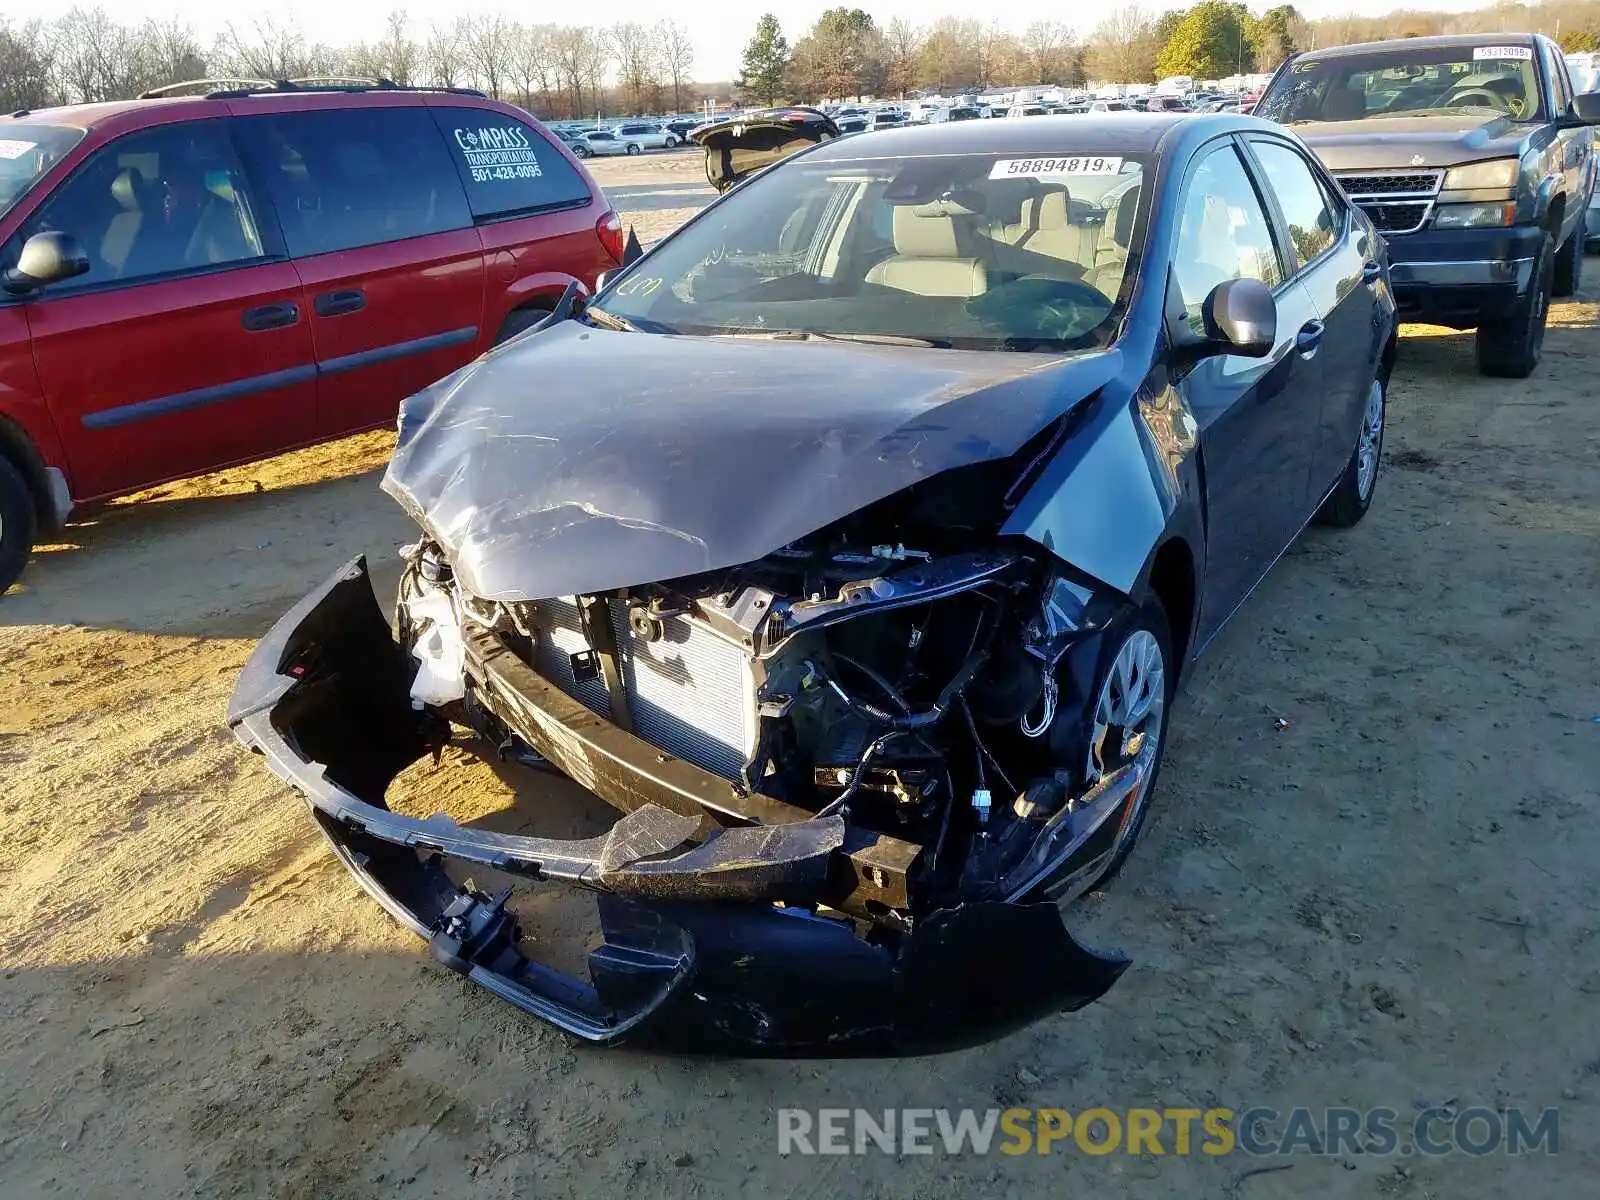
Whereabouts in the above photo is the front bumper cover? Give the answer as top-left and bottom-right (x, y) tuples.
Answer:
(1382, 225), (1542, 326)
(227, 557), (1131, 1056)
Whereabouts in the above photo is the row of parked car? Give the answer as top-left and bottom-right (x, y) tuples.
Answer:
(548, 118), (702, 158)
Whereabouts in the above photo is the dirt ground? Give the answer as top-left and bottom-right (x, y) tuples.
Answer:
(3, 149), (1598, 1199)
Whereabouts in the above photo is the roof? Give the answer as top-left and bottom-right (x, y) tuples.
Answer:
(807, 112), (1237, 161)
(1294, 33), (1540, 63)
(1, 97), (202, 130)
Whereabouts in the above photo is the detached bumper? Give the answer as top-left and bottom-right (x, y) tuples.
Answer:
(1383, 226), (1541, 327)
(227, 558), (1129, 1056)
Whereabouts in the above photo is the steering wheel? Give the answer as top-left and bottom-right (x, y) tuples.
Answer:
(1446, 87), (1507, 112)
(971, 275), (1113, 339)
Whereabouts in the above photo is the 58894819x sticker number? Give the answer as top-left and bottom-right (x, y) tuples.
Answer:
(988, 156), (1124, 179)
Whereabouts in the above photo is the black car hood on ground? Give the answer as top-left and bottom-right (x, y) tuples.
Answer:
(382, 320), (1121, 602)
(1287, 111), (1526, 171)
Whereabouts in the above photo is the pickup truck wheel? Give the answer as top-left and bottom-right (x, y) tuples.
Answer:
(0, 455), (38, 595)
(1476, 232), (1552, 379)
(1552, 226), (1583, 297)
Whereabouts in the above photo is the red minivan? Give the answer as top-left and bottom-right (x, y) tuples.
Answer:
(0, 81), (624, 592)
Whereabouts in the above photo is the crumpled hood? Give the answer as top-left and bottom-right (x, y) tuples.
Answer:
(382, 320), (1120, 601)
(1288, 112), (1527, 172)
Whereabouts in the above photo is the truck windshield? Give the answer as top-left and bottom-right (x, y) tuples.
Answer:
(0, 125), (86, 222)
(1257, 44), (1545, 125)
(592, 151), (1149, 353)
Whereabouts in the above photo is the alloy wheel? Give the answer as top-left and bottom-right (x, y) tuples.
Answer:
(1356, 378), (1384, 500)
(1086, 629), (1167, 860)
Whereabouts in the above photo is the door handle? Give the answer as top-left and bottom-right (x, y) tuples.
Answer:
(1361, 260), (1382, 283)
(1295, 319), (1325, 356)
(314, 288), (367, 317)
(241, 302), (300, 331)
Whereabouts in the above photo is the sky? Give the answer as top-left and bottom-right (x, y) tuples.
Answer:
(20, 0), (1493, 81)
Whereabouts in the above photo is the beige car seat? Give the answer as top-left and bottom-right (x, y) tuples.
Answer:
(998, 186), (1098, 276)
(1090, 183), (1141, 298)
(101, 168), (150, 276)
(865, 203), (988, 297)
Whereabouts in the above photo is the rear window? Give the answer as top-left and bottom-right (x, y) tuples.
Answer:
(431, 109), (592, 220)
(233, 107), (471, 257)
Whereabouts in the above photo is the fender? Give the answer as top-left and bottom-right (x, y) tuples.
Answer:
(494, 269), (588, 329)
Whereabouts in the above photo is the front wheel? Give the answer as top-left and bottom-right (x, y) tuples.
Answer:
(1316, 373), (1385, 527)
(572, 146), (591, 158)
(0, 455), (38, 596)
(1074, 602), (1175, 890)
(1553, 225), (1583, 297)
(1476, 232), (1552, 378)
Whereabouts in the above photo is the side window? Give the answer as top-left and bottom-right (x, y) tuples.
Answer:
(1250, 140), (1339, 269)
(18, 120), (264, 292)
(1548, 44), (1573, 112)
(1172, 144), (1284, 321)
(234, 107), (471, 258)
(432, 109), (593, 220)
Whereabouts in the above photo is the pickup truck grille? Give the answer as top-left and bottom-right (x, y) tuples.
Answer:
(1334, 169), (1443, 236)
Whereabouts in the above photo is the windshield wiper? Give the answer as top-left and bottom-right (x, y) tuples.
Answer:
(713, 329), (945, 348)
(582, 305), (638, 332)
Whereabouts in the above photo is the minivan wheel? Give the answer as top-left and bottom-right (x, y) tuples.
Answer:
(625, 143), (641, 155)
(1476, 232), (1552, 378)
(0, 455), (38, 596)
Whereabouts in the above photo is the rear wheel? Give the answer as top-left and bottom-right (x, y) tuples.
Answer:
(0, 455), (38, 596)
(572, 145), (591, 158)
(625, 143), (641, 155)
(1476, 232), (1552, 378)
(493, 303), (556, 346)
(1553, 225), (1583, 297)
(1316, 373), (1385, 527)
(664, 135), (679, 148)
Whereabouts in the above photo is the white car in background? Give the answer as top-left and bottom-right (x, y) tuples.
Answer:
(610, 121), (679, 152)
(568, 130), (630, 158)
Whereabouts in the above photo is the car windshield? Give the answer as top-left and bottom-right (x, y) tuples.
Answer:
(1257, 44), (1545, 124)
(593, 150), (1148, 352)
(0, 124), (86, 222)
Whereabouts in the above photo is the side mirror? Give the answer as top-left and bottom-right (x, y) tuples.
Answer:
(1567, 92), (1600, 125)
(1200, 277), (1277, 357)
(3, 232), (90, 295)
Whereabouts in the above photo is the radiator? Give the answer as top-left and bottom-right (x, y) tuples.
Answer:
(523, 597), (759, 781)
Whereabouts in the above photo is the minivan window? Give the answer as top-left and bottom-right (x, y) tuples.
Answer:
(0, 124), (86, 223)
(432, 109), (593, 220)
(234, 107), (471, 257)
(15, 120), (264, 292)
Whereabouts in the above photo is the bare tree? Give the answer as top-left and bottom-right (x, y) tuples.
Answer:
(607, 22), (658, 114)
(656, 19), (694, 113)
(0, 18), (59, 111)
(466, 13), (515, 98)
(375, 10), (418, 84)
(882, 18), (922, 96)
(512, 24), (557, 112)
(51, 7), (127, 102)
(1084, 6), (1160, 85)
(425, 20), (464, 88)
(1022, 20), (1071, 83)
(213, 18), (337, 81)
(139, 18), (206, 90)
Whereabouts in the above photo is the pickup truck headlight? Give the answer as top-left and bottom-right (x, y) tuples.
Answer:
(1432, 202), (1516, 229)
(1441, 159), (1519, 189)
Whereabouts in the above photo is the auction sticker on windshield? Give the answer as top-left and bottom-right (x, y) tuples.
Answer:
(0, 140), (36, 159)
(452, 125), (543, 183)
(1474, 45), (1533, 60)
(990, 156), (1123, 179)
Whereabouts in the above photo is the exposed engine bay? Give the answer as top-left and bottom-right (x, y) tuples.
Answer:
(397, 465), (1138, 924)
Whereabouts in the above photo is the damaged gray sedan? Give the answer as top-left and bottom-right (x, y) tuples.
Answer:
(229, 114), (1396, 1055)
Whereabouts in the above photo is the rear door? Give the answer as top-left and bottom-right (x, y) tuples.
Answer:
(232, 100), (486, 438)
(12, 117), (315, 499)
(1243, 135), (1378, 504)
(1169, 140), (1325, 644)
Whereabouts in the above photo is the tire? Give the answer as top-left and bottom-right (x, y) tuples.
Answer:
(1316, 372), (1386, 528)
(1475, 232), (1552, 378)
(625, 143), (641, 155)
(0, 454), (38, 596)
(1553, 225), (1583, 297)
(493, 303), (554, 346)
(1074, 600), (1176, 890)
(664, 135), (679, 148)
(572, 146), (591, 158)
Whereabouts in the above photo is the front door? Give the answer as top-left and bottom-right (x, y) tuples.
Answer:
(1245, 135), (1380, 500)
(232, 102), (486, 439)
(1168, 140), (1326, 645)
(14, 117), (315, 499)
